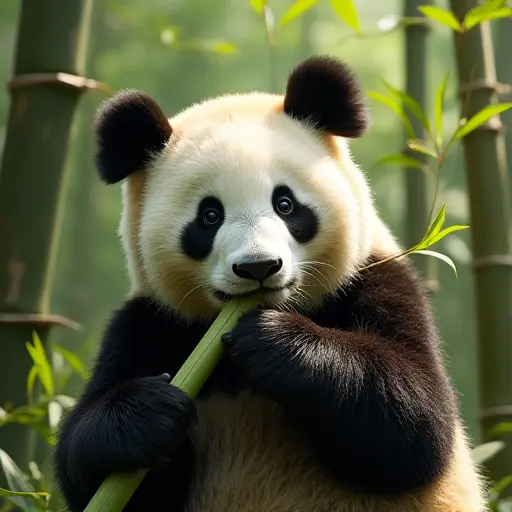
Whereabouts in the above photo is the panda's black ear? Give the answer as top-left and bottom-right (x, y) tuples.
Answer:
(283, 55), (370, 138)
(93, 90), (173, 184)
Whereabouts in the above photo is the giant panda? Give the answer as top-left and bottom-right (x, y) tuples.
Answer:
(54, 55), (486, 511)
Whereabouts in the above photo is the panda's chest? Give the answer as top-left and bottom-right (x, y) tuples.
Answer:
(185, 391), (352, 512)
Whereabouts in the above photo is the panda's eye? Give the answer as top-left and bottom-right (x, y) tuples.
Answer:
(276, 196), (294, 215)
(203, 208), (221, 225)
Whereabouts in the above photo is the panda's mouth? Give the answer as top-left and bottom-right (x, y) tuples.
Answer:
(213, 278), (296, 303)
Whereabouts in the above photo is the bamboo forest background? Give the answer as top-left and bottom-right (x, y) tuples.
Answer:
(0, 0), (512, 509)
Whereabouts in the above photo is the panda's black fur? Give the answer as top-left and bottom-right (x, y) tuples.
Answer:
(53, 56), (484, 511)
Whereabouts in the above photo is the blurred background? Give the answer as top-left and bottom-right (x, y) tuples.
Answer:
(0, 0), (511, 510)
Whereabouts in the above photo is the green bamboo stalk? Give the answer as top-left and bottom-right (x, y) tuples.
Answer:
(403, 0), (438, 293)
(0, 0), (94, 471)
(495, 18), (512, 189)
(84, 295), (261, 512)
(448, 0), (512, 488)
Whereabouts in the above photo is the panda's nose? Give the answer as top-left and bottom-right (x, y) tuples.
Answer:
(232, 258), (283, 281)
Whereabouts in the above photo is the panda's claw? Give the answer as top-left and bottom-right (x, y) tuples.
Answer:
(221, 331), (234, 347)
(159, 372), (171, 383)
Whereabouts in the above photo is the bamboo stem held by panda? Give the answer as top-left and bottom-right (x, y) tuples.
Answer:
(0, 0), (94, 474)
(448, 0), (512, 491)
(83, 296), (262, 512)
(403, 0), (438, 294)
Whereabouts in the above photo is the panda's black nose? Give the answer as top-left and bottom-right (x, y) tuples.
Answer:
(232, 258), (283, 281)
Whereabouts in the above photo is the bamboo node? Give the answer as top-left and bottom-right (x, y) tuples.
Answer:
(0, 312), (82, 331)
(458, 79), (511, 97)
(6, 73), (110, 94)
(472, 255), (512, 269)
(477, 405), (512, 421)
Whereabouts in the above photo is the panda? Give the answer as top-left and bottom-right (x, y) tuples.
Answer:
(53, 55), (486, 511)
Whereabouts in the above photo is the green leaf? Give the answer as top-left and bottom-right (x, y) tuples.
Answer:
(418, 6), (462, 31)
(368, 91), (415, 138)
(250, 0), (266, 14)
(25, 333), (54, 398)
(407, 139), (438, 159)
(426, 225), (469, 246)
(0, 488), (49, 501)
(434, 70), (451, 149)
(52, 344), (88, 379)
(452, 103), (512, 140)
(465, 7), (512, 30)
(413, 250), (459, 276)
(463, 0), (511, 30)
(48, 400), (63, 431)
(280, 0), (320, 26)
(208, 41), (237, 54)
(26, 366), (38, 404)
(489, 422), (512, 437)
(330, 0), (361, 33)
(375, 153), (424, 170)
(417, 203), (446, 249)
(382, 80), (431, 134)
(490, 475), (512, 502)
(0, 449), (37, 511)
(472, 440), (505, 464)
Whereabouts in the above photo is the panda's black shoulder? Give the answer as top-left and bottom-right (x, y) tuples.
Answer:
(310, 253), (434, 342)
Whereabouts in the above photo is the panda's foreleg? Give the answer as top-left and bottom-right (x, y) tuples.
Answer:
(225, 307), (456, 497)
(53, 297), (201, 512)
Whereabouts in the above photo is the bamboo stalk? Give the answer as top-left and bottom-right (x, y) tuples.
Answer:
(495, 18), (512, 187)
(448, 0), (512, 488)
(0, 0), (95, 470)
(403, 0), (438, 293)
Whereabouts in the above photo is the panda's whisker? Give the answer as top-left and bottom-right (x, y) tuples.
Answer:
(298, 268), (330, 291)
(178, 282), (211, 308)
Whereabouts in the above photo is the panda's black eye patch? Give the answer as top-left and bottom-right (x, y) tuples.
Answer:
(181, 196), (224, 260)
(272, 185), (318, 244)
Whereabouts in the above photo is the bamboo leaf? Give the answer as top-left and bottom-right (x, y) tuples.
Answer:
(26, 366), (38, 405)
(426, 225), (470, 246)
(490, 475), (512, 502)
(250, 0), (266, 14)
(413, 250), (459, 276)
(48, 401), (63, 431)
(418, 5), (462, 31)
(0, 488), (49, 501)
(472, 441), (505, 464)
(368, 91), (415, 138)
(489, 422), (512, 437)
(208, 41), (237, 54)
(27, 333), (54, 397)
(452, 103), (512, 140)
(463, 0), (511, 30)
(382, 80), (431, 134)
(330, 0), (361, 33)
(435, 70), (451, 149)
(416, 203), (446, 249)
(407, 139), (438, 158)
(280, 0), (320, 26)
(375, 153), (424, 170)
(0, 449), (37, 511)
(464, 7), (512, 30)
(52, 344), (88, 379)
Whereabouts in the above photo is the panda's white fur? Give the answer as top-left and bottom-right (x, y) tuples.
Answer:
(116, 92), (486, 511)
(54, 56), (487, 512)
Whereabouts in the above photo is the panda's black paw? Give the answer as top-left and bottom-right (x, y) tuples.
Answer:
(59, 376), (197, 477)
(226, 308), (314, 395)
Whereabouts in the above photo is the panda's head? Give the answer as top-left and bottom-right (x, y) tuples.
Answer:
(94, 55), (398, 320)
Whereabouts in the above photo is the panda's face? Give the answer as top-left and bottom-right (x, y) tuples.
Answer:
(96, 57), (384, 320)
(138, 112), (373, 319)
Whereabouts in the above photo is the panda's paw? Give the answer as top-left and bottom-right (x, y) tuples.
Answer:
(224, 308), (313, 393)
(78, 376), (197, 473)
